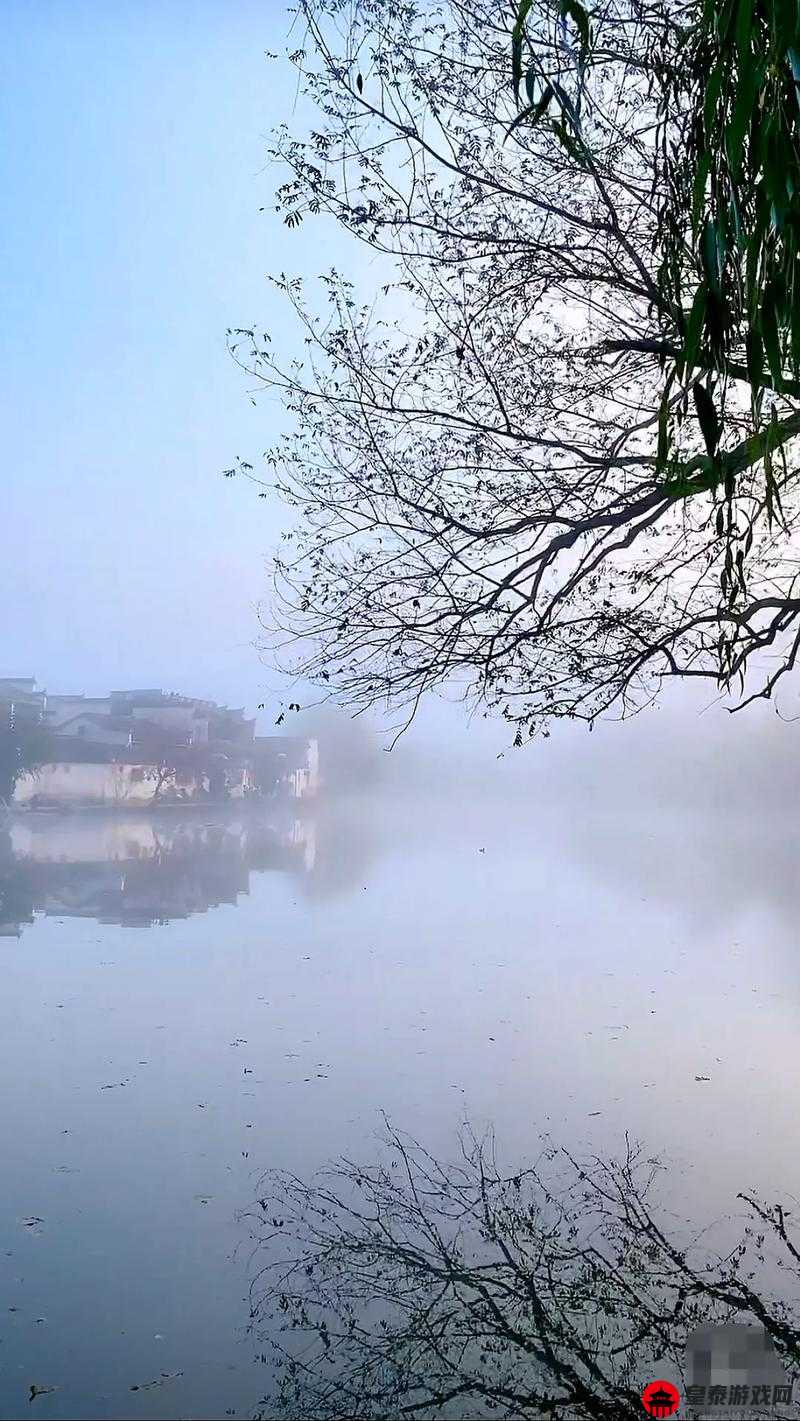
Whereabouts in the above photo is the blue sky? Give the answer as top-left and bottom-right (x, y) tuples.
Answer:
(0, 1), (354, 716)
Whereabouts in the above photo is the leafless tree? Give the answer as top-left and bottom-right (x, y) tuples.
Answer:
(244, 1120), (800, 1419)
(228, 0), (800, 739)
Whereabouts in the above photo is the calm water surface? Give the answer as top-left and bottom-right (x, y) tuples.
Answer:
(1, 754), (797, 1419)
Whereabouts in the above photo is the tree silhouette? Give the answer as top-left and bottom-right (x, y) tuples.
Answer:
(230, 0), (800, 737)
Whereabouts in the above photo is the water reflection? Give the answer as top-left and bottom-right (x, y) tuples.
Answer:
(3, 728), (800, 1421)
(0, 810), (317, 934)
(247, 1122), (800, 1420)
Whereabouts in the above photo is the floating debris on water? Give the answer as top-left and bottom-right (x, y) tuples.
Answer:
(129, 1371), (183, 1392)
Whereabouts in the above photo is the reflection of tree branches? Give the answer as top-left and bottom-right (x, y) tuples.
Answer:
(245, 1120), (800, 1418)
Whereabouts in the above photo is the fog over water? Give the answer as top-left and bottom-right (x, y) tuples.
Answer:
(2, 691), (799, 1418)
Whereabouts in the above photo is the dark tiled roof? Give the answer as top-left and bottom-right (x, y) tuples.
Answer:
(57, 713), (134, 733)
(48, 695), (108, 704)
(0, 677), (37, 691)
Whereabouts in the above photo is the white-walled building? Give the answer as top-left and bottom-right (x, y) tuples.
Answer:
(14, 759), (254, 808)
(5, 679), (319, 809)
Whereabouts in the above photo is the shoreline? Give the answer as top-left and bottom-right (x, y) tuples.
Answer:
(4, 795), (318, 821)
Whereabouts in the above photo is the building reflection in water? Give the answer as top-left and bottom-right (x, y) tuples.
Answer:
(0, 810), (317, 934)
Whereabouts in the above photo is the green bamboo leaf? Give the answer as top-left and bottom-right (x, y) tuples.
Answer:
(718, 0), (738, 40)
(746, 325), (764, 393)
(693, 380), (722, 454)
(788, 49), (800, 131)
(656, 394), (670, 473)
(701, 220), (720, 292)
(774, 0), (794, 53)
(728, 183), (743, 249)
(552, 118), (587, 165)
(715, 222), (727, 283)
(530, 82), (554, 123)
(760, 287), (784, 389)
(692, 151), (712, 236)
(503, 84), (553, 140)
(735, 0), (754, 60)
(727, 61), (762, 172)
(552, 80), (581, 133)
(703, 64), (724, 137)
(735, 548), (746, 594)
(764, 410), (780, 520)
(685, 285), (708, 369)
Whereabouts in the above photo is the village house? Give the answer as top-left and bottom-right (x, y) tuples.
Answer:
(0, 676), (48, 730)
(3, 679), (319, 809)
(45, 694), (114, 727)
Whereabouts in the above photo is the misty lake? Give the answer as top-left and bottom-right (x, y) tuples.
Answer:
(2, 725), (798, 1419)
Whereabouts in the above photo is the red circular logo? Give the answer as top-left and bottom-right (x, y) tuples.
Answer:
(642, 1379), (680, 1416)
